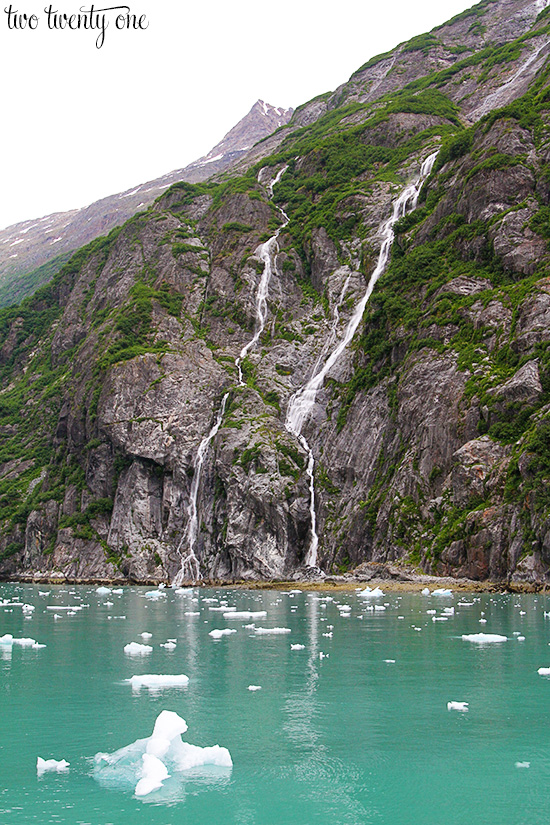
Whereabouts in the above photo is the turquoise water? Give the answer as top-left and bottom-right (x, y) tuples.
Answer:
(1, 584), (550, 824)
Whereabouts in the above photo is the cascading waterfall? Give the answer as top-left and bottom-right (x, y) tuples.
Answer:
(173, 393), (229, 585)
(173, 166), (288, 584)
(285, 152), (438, 568)
(236, 166), (288, 385)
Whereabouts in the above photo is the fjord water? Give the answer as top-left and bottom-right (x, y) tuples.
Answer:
(1, 585), (550, 824)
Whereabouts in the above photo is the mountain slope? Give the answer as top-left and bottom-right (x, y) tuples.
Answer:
(1, 0), (550, 586)
(0, 100), (292, 308)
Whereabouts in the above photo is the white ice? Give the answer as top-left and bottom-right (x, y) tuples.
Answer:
(248, 685), (262, 691)
(96, 587), (111, 595)
(462, 633), (507, 643)
(209, 629), (237, 639)
(127, 674), (189, 692)
(515, 761), (530, 768)
(124, 642), (153, 655)
(94, 710), (232, 798)
(359, 587), (384, 599)
(135, 753), (170, 796)
(291, 644), (305, 650)
(421, 588), (431, 595)
(224, 611), (267, 620)
(160, 641), (177, 650)
(447, 701), (469, 712)
(141, 632), (153, 639)
(254, 627), (291, 635)
(432, 589), (453, 596)
(37, 757), (70, 775)
(537, 667), (550, 675)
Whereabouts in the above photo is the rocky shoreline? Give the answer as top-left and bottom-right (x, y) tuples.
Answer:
(2, 562), (547, 593)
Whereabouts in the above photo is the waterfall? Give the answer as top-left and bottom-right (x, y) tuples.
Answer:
(285, 152), (438, 567)
(236, 167), (288, 385)
(173, 393), (229, 585)
(173, 166), (288, 584)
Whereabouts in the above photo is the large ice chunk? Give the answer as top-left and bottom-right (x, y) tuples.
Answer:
(462, 633), (507, 643)
(209, 629), (237, 639)
(224, 611), (267, 620)
(254, 627), (291, 635)
(359, 587), (384, 598)
(127, 675), (189, 693)
(37, 757), (70, 775)
(93, 710), (232, 799)
(124, 642), (153, 655)
(447, 701), (469, 712)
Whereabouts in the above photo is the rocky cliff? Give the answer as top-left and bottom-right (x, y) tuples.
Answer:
(1, 0), (550, 585)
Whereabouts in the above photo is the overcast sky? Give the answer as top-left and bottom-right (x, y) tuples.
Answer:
(0, 0), (477, 230)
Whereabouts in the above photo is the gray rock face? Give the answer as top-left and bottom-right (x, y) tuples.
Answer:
(2, 0), (550, 587)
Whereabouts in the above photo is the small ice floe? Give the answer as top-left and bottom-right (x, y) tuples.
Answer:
(37, 757), (70, 775)
(426, 610), (436, 615)
(209, 629), (237, 639)
(38, 591), (50, 596)
(443, 607), (455, 615)
(93, 710), (232, 799)
(127, 674), (189, 693)
(112, 589), (124, 595)
(174, 588), (193, 595)
(140, 632), (153, 639)
(359, 587), (384, 599)
(184, 611), (200, 617)
(421, 588), (431, 595)
(384, 659), (396, 664)
(160, 642), (177, 650)
(290, 644), (305, 650)
(203, 598), (218, 604)
(479, 619), (487, 624)
(517, 636), (526, 642)
(432, 588), (453, 597)
(22, 604), (35, 613)
(374, 605), (386, 612)
(254, 627), (291, 635)
(124, 642), (153, 655)
(96, 587), (111, 596)
(336, 604), (351, 612)
(247, 685), (261, 691)
(537, 667), (550, 676)
(447, 701), (469, 712)
(457, 601), (474, 607)
(462, 633), (507, 643)
(224, 611), (267, 620)
(432, 616), (448, 622)
(322, 632), (333, 638)
(515, 761), (530, 768)
(209, 606), (236, 612)
(1, 636), (46, 649)
(144, 590), (166, 601)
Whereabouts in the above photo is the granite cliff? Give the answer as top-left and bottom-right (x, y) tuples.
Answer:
(2, 0), (550, 586)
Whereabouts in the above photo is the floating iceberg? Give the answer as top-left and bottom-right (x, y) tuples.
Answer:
(432, 588), (453, 596)
(247, 685), (262, 691)
(254, 627), (291, 635)
(462, 633), (507, 643)
(224, 611), (267, 620)
(359, 587), (384, 599)
(96, 587), (111, 596)
(515, 761), (530, 768)
(160, 641), (177, 650)
(421, 588), (431, 595)
(93, 710), (232, 799)
(290, 644), (305, 650)
(37, 757), (69, 775)
(209, 629), (237, 639)
(140, 632), (153, 639)
(537, 667), (550, 676)
(447, 701), (469, 712)
(127, 674), (189, 692)
(124, 642), (153, 655)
